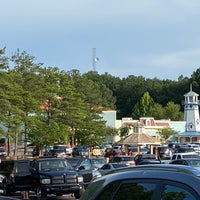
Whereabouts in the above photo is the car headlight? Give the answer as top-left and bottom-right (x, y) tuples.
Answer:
(40, 178), (51, 184)
(77, 175), (83, 183)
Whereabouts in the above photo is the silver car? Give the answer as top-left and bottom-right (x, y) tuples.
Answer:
(80, 164), (200, 200)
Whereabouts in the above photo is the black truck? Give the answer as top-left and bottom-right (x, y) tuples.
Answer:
(30, 157), (85, 199)
(0, 159), (33, 195)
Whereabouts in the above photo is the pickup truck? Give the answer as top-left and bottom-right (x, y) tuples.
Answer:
(0, 159), (33, 195)
(30, 157), (85, 199)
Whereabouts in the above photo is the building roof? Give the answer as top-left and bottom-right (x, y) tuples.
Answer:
(116, 132), (160, 145)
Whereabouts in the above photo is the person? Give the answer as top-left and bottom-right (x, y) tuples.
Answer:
(21, 190), (29, 200)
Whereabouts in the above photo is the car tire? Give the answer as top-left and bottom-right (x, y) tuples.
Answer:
(35, 185), (47, 200)
(74, 187), (85, 199)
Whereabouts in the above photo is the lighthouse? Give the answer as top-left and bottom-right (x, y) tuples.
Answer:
(183, 84), (200, 132)
(178, 84), (200, 143)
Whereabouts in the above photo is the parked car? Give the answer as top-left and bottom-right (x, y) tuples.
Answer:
(109, 155), (135, 166)
(104, 148), (116, 159)
(30, 157), (84, 199)
(80, 164), (200, 200)
(174, 147), (196, 153)
(128, 146), (149, 156)
(171, 152), (199, 160)
(53, 144), (72, 156)
(72, 146), (90, 157)
(169, 158), (200, 170)
(0, 159), (33, 195)
(112, 145), (122, 155)
(92, 146), (103, 156)
(66, 157), (102, 188)
(154, 146), (174, 158)
(99, 163), (129, 175)
(134, 153), (158, 165)
(90, 157), (106, 168)
(47, 149), (68, 158)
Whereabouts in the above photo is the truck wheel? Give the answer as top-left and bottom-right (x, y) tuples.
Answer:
(74, 187), (85, 199)
(3, 182), (11, 196)
(74, 191), (81, 199)
(36, 185), (47, 200)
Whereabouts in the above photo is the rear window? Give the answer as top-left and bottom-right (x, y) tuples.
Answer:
(110, 157), (134, 162)
(15, 161), (30, 173)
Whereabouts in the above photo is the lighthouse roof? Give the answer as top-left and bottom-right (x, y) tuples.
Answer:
(184, 84), (199, 97)
(184, 90), (199, 97)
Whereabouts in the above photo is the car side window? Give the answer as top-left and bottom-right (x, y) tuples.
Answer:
(172, 155), (176, 160)
(101, 164), (109, 170)
(161, 184), (198, 200)
(177, 155), (182, 159)
(113, 181), (156, 200)
(96, 180), (156, 200)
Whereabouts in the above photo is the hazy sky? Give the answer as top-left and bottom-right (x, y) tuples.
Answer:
(1, 0), (200, 80)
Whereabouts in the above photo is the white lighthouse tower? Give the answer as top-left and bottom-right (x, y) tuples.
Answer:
(183, 84), (200, 132)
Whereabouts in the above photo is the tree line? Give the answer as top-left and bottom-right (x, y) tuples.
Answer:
(0, 48), (200, 154)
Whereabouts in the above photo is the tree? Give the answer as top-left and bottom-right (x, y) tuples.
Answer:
(119, 126), (130, 137)
(164, 101), (183, 121)
(133, 91), (154, 118)
(151, 103), (165, 119)
(11, 49), (45, 154)
(157, 127), (178, 143)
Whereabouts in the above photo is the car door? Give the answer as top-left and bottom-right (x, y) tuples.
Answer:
(95, 179), (199, 200)
(14, 160), (33, 189)
(77, 159), (93, 184)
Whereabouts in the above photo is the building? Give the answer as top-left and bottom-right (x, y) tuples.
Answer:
(177, 85), (200, 143)
(102, 86), (200, 145)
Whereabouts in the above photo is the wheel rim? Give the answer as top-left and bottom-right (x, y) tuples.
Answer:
(36, 186), (42, 200)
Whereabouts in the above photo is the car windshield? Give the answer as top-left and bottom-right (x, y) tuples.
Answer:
(39, 159), (73, 171)
(91, 159), (105, 165)
(67, 158), (81, 167)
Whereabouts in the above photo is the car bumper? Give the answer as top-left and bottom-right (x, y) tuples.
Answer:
(41, 183), (84, 193)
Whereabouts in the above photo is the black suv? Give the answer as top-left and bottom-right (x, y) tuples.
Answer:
(30, 157), (84, 199)
(0, 159), (32, 195)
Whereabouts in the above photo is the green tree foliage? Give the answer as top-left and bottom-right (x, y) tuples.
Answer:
(133, 91), (154, 118)
(151, 103), (165, 119)
(2, 47), (200, 154)
(119, 126), (130, 137)
(164, 101), (183, 121)
(157, 127), (178, 143)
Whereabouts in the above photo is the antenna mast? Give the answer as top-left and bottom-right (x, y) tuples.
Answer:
(92, 48), (99, 71)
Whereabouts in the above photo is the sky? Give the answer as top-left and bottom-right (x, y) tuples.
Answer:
(1, 0), (200, 80)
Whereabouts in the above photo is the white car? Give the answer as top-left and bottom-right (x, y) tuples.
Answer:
(171, 152), (199, 160)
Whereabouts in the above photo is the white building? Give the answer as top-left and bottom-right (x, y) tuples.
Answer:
(178, 85), (200, 143)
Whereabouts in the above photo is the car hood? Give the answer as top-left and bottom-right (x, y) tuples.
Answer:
(39, 169), (78, 176)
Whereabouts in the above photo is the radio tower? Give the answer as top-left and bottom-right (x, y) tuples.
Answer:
(92, 48), (99, 72)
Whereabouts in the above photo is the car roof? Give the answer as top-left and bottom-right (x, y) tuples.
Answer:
(84, 164), (200, 200)
(107, 164), (200, 176)
(34, 157), (66, 161)
(172, 158), (200, 160)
